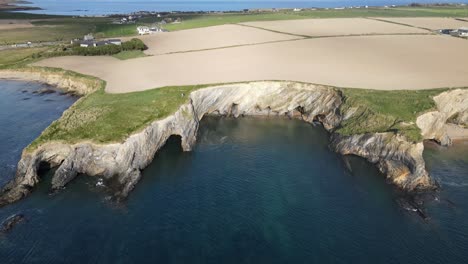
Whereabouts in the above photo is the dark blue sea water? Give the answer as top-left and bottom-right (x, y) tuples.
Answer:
(22, 0), (467, 15)
(0, 80), (468, 263)
(0, 80), (77, 187)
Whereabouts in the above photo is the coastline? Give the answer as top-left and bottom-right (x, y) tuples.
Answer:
(0, 68), (101, 96)
(4, 1), (467, 17)
(0, 0), (41, 11)
(0, 68), (466, 207)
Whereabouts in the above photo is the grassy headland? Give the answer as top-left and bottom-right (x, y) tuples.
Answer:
(26, 78), (207, 151)
(0, 47), (48, 68)
(2, 5), (467, 150)
(21, 68), (458, 152)
(337, 88), (449, 142)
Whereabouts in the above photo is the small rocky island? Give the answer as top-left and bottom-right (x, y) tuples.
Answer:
(0, 69), (466, 206)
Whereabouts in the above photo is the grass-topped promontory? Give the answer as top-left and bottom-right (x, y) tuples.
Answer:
(337, 88), (451, 142)
(27, 82), (209, 151)
(23, 68), (461, 151)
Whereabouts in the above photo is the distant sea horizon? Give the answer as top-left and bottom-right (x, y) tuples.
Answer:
(20, 0), (468, 16)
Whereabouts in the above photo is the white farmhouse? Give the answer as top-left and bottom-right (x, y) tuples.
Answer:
(458, 27), (468, 37)
(83, 34), (94, 41)
(450, 27), (468, 37)
(137, 26), (150, 35)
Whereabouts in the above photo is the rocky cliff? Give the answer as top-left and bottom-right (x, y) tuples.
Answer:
(416, 89), (468, 145)
(0, 81), (448, 206)
(0, 69), (100, 95)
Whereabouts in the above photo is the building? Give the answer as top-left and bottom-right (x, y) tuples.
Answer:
(137, 26), (150, 35)
(439, 29), (452, 35)
(138, 26), (165, 35)
(457, 27), (468, 37)
(450, 27), (468, 37)
(107, 39), (122, 45)
(79, 40), (94, 48)
(79, 39), (122, 48)
(83, 34), (94, 41)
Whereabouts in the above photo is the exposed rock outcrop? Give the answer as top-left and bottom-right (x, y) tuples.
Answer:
(416, 89), (468, 145)
(0, 81), (448, 206)
(0, 69), (100, 95)
(331, 133), (433, 191)
(0, 214), (25, 233)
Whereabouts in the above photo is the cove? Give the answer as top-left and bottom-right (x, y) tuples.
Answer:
(0, 80), (77, 187)
(1, 113), (468, 263)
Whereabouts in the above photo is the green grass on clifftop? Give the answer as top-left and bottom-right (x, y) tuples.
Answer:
(27, 83), (207, 151)
(24, 68), (463, 151)
(0, 47), (48, 68)
(337, 88), (449, 142)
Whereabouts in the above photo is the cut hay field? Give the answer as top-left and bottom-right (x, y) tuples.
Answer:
(35, 29), (468, 93)
(240, 18), (428, 36)
(138, 24), (301, 55)
(375, 17), (468, 30)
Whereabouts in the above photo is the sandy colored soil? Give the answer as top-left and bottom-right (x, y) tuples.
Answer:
(34, 33), (468, 93)
(0, 19), (34, 30)
(240, 18), (428, 36)
(375, 17), (468, 30)
(136, 24), (301, 55)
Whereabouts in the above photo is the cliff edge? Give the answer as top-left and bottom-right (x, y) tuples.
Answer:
(2, 82), (465, 206)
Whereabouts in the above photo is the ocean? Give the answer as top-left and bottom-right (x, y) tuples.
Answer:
(1, 80), (468, 263)
(21, 0), (466, 15)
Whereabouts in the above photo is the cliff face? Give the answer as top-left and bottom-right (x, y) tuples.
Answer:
(416, 89), (468, 145)
(0, 70), (99, 96)
(331, 133), (431, 190)
(0, 81), (444, 206)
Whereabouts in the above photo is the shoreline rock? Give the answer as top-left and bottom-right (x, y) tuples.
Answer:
(416, 89), (468, 146)
(0, 69), (100, 96)
(0, 81), (451, 206)
(0, 213), (25, 233)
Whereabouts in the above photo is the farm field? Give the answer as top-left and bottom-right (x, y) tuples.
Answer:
(240, 18), (428, 36)
(374, 17), (468, 30)
(138, 24), (300, 55)
(34, 27), (468, 93)
(161, 6), (468, 31)
(1, 5), (468, 44)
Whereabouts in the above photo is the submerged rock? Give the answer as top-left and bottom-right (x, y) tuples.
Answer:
(37, 88), (56, 95)
(0, 214), (25, 233)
